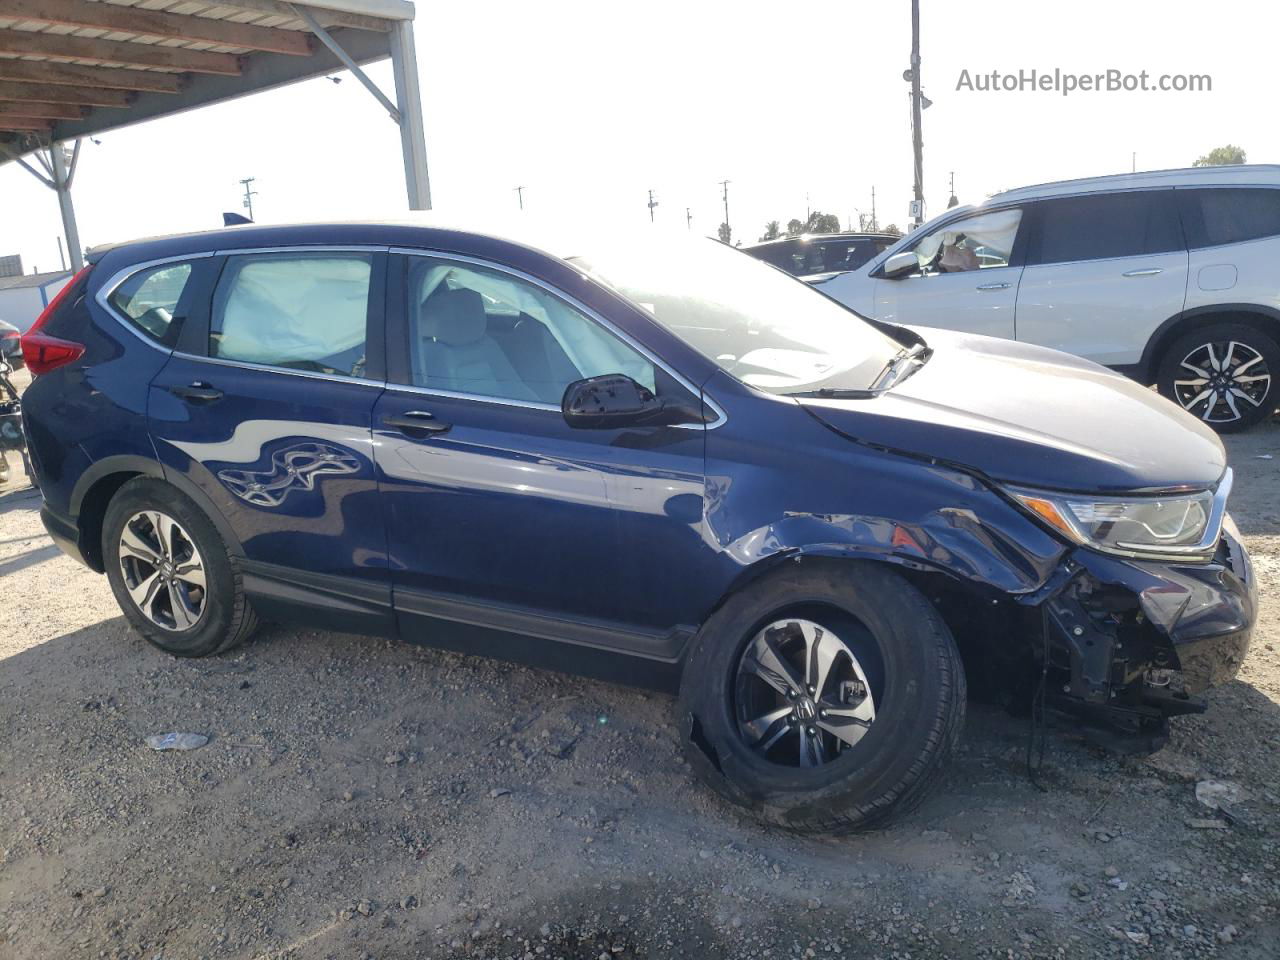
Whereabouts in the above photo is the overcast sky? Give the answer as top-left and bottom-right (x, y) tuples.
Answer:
(0, 0), (1272, 272)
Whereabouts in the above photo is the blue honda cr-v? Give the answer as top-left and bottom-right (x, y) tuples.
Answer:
(20, 222), (1255, 831)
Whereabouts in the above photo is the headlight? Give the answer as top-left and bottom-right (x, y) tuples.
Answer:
(1006, 471), (1231, 561)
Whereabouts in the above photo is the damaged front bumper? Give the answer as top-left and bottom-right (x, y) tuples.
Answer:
(1037, 516), (1255, 752)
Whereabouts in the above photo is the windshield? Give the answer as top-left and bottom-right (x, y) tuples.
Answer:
(568, 236), (904, 394)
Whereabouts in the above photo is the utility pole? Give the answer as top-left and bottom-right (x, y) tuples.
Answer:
(1131, 152), (1136, 173)
(908, 0), (924, 227)
(239, 177), (257, 221)
(947, 170), (958, 208)
(720, 180), (731, 244)
(686, 207), (692, 230)
(515, 185), (524, 210)
(647, 189), (659, 222)
(871, 186), (877, 231)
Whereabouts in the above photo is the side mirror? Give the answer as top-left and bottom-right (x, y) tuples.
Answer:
(881, 250), (920, 280)
(562, 374), (705, 429)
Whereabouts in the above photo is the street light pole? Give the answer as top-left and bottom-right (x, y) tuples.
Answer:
(909, 0), (924, 228)
(720, 180), (731, 244)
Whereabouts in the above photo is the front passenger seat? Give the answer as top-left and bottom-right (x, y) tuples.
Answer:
(417, 287), (537, 402)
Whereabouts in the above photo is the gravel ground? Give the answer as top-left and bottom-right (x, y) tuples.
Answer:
(1, 365), (1278, 960)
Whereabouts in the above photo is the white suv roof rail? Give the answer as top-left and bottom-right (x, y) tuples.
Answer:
(987, 164), (1280, 205)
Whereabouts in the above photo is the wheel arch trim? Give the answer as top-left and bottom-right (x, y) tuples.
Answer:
(70, 455), (246, 572)
(1140, 302), (1280, 381)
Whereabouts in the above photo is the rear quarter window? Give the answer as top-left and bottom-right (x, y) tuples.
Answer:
(107, 262), (194, 346)
(1180, 187), (1280, 248)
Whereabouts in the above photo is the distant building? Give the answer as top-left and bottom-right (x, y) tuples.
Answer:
(0, 255), (22, 279)
(0, 270), (74, 332)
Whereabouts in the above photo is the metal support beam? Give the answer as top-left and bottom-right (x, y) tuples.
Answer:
(389, 20), (430, 210)
(292, 5), (399, 121)
(48, 141), (83, 271)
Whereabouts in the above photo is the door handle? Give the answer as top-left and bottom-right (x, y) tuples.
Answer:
(169, 382), (223, 403)
(976, 281), (1011, 291)
(1122, 268), (1163, 277)
(383, 410), (451, 435)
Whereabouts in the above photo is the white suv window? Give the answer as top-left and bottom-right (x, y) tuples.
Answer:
(910, 209), (1023, 275)
(1182, 188), (1280, 248)
(1031, 191), (1182, 265)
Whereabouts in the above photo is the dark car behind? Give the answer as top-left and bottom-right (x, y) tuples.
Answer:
(743, 232), (899, 277)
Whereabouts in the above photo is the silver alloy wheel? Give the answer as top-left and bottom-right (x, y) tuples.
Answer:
(117, 510), (207, 632)
(734, 618), (877, 768)
(1173, 340), (1271, 424)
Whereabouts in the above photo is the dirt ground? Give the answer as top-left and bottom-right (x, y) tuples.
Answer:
(1, 365), (1278, 960)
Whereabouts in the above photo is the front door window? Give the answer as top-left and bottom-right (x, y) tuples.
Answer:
(911, 209), (1023, 275)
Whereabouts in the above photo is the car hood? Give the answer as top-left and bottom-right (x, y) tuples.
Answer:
(798, 328), (1226, 492)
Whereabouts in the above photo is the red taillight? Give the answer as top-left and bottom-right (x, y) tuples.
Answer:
(21, 265), (91, 376)
(22, 334), (86, 375)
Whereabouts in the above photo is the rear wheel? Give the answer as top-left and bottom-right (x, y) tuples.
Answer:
(678, 561), (965, 832)
(1157, 323), (1279, 432)
(102, 477), (257, 657)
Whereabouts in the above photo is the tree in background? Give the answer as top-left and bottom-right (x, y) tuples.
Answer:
(759, 221), (782, 242)
(717, 222), (732, 244)
(782, 211), (841, 237)
(881, 224), (903, 237)
(1194, 145), (1246, 166)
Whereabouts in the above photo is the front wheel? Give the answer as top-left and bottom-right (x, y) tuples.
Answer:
(678, 561), (966, 832)
(1156, 323), (1279, 433)
(102, 477), (258, 657)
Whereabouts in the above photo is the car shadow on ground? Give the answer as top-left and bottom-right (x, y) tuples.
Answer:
(1, 608), (1277, 959)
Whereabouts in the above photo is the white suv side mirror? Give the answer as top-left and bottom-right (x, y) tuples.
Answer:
(882, 251), (919, 279)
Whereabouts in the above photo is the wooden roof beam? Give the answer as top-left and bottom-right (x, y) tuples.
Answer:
(0, 79), (133, 107)
(0, 58), (185, 92)
(0, 113), (52, 130)
(0, 100), (86, 119)
(0, 0), (314, 56)
(0, 29), (243, 76)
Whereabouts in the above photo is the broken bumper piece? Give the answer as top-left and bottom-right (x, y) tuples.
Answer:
(1039, 518), (1255, 753)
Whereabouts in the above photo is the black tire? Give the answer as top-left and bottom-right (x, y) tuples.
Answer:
(1156, 323), (1280, 433)
(102, 477), (257, 657)
(678, 560), (965, 833)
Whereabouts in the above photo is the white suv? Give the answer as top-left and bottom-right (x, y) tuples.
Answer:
(815, 165), (1280, 431)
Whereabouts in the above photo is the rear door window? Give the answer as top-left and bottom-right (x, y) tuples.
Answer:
(108, 262), (194, 346)
(1179, 188), (1280, 248)
(1029, 191), (1183, 265)
(209, 253), (373, 378)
